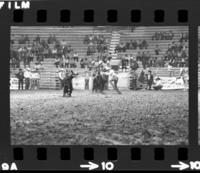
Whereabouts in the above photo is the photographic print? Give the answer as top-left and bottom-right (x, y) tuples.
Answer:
(10, 26), (189, 145)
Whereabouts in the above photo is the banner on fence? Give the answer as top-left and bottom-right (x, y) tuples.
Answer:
(10, 78), (23, 90)
(156, 77), (187, 90)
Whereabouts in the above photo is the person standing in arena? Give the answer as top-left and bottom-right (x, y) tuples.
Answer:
(24, 67), (31, 90)
(85, 72), (89, 90)
(58, 68), (66, 89)
(109, 69), (121, 94)
(63, 70), (78, 97)
(16, 68), (24, 90)
(146, 70), (154, 90)
(179, 67), (188, 91)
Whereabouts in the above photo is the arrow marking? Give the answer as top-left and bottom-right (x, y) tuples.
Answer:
(0, 2), (5, 10)
(171, 161), (190, 170)
(80, 162), (99, 170)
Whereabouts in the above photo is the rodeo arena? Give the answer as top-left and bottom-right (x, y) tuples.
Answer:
(10, 26), (189, 145)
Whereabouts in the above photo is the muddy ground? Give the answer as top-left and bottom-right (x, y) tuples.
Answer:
(198, 91), (200, 144)
(10, 89), (188, 145)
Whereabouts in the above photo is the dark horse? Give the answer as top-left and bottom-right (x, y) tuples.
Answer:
(92, 71), (108, 93)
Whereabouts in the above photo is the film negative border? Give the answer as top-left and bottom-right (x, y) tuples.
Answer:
(0, 0), (200, 171)
(12, 9), (189, 23)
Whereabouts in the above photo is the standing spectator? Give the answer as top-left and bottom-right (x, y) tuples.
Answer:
(16, 69), (24, 90)
(58, 68), (66, 89)
(61, 55), (66, 68)
(73, 52), (79, 62)
(121, 56), (127, 72)
(130, 70), (138, 90)
(29, 69), (39, 90)
(85, 72), (90, 90)
(146, 70), (154, 90)
(138, 69), (145, 83)
(168, 63), (173, 77)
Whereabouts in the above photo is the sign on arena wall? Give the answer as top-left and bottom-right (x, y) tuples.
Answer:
(157, 77), (187, 90)
(72, 76), (85, 90)
(10, 78), (24, 90)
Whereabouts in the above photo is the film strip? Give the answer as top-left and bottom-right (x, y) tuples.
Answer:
(0, 0), (199, 171)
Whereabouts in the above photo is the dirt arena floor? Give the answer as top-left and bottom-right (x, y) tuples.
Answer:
(198, 91), (200, 144)
(10, 89), (188, 145)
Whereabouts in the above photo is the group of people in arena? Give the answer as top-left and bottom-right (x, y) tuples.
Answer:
(15, 66), (41, 90)
(57, 63), (121, 97)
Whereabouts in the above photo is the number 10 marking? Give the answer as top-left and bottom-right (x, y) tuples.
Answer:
(101, 162), (114, 170)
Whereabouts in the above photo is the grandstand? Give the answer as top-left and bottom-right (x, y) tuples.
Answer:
(10, 26), (188, 89)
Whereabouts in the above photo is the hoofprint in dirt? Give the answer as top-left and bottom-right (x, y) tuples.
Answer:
(10, 89), (188, 145)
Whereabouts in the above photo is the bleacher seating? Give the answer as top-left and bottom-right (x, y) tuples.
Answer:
(11, 26), (112, 89)
(11, 26), (188, 89)
(118, 26), (188, 58)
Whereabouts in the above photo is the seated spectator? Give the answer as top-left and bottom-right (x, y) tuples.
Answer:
(153, 77), (163, 90)
(80, 58), (85, 68)
(83, 35), (90, 44)
(180, 32), (188, 42)
(60, 39), (67, 46)
(138, 40), (143, 49)
(125, 41), (130, 49)
(87, 45), (96, 55)
(89, 35), (94, 43)
(18, 35), (25, 44)
(169, 30), (174, 40)
(155, 45), (161, 55)
(115, 43), (126, 52)
(54, 57), (60, 68)
(35, 34), (40, 43)
(47, 34), (53, 44)
(24, 34), (30, 44)
(136, 51), (142, 61)
(52, 34), (57, 44)
(34, 62), (44, 70)
(130, 58), (139, 71)
(141, 40), (148, 49)
(152, 30), (174, 40)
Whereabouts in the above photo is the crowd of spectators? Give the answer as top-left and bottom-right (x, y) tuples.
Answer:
(152, 30), (174, 40)
(117, 39), (188, 70)
(164, 40), (188, 67)
(10, 34), (79, 69)
(179, 32), (188, 42)
(11, 30), (189, 74)
(83, 34), (108, 55)
(115, 39), (148, 53)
